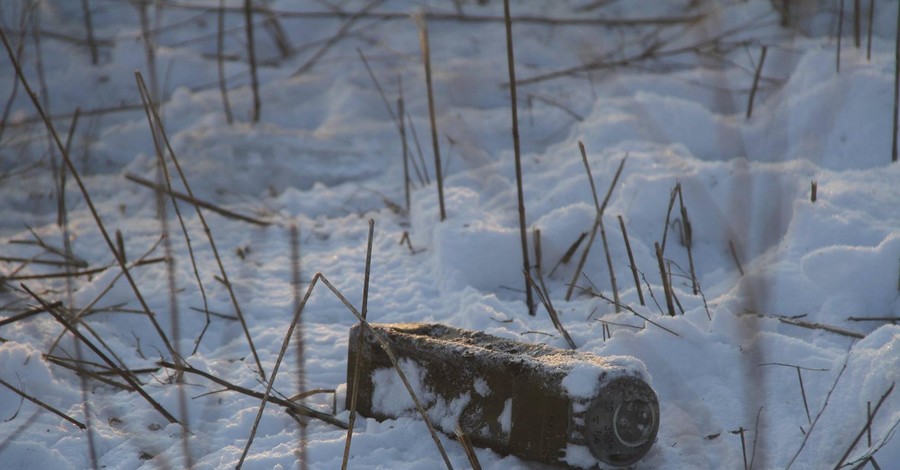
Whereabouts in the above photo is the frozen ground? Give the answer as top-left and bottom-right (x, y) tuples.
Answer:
(0, 0), (898, 469)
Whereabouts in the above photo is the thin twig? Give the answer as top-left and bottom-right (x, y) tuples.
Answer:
(729, 239), (745, 276)
(133, 73), (266, 382)
(455, 425), (483, 470)
(244, 0), (260, 122)
(293, 0), (383, 77)
(0, 376), (85, 429)
(125, 173), (271, 226)
(502, 0), (535, 316)
(217, 0), (233, 124)
(833, 383), (895, 469)
(22, 285), (179, 424)
(617, 215), (645, 306)
(414, 13), (446, 222)
(1, 27), (180, 360)
(747, 45), (767, 119)
(342, 219), (375, 469)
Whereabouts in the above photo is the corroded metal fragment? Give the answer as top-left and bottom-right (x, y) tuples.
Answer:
(347, 322), (659, 468)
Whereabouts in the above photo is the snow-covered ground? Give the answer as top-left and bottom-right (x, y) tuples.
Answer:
(1, 0), (898, 468)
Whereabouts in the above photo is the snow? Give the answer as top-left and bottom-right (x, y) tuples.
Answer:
(1, 0), (899, 469)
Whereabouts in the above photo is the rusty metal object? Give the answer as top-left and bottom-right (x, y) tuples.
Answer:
(347, 322), (659, 468)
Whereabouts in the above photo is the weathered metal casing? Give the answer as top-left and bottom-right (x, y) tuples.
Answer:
(346, 323), (659, 468)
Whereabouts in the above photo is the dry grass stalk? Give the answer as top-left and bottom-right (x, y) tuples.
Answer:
(565, 145), (627, 300)
(729, 238), (745, 276)
(125, 173), (271, 226)
(318, 274), (454, 468)
(162, 3), (702, 27)
(617, 215), (645, 306)
(80, 0), (98, 64)
(746, 45), (767, 120)
(342, 220), (375, 470)
(23, 285), (179, 424)
(525, 271), (577, 349)
(548, 231), (586, 276)
(833, 383), (895, 469)
(598, 219), (620, 313)
(837, 0), (845, 74)
(42, 355), (134, 391)
(0, 376), (85, 430)
(655, 242), (676, 316)
(0, 302), (61, 328)
(455, 425), (483, 470)
(157, 360), (346, 428)
(244, 0), (260, 122)
(414, 12), (447, 222)
(217, 0), (233, 124)
(867, 0), (874, 60)
(356, 50), (415, 207)
(406, 111), (431, 185)
(854, 0), (861, 49)
(292, 0), (383, 77)
(503, 0), (536, 316)
(133, 74), (266, 381)
(675, 188), (699, 295)
(586, 288), (680, 337)
(290, 225), (308, 470)
(0, 27), (180, 360)
(811, 181), (818, 202)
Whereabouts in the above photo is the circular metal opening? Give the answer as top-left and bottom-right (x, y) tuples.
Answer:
(612, 399), (656, 448)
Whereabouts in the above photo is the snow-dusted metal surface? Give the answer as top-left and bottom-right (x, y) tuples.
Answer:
(347, 322), (659, 468)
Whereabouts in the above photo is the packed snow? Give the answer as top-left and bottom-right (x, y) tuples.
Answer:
(1, 0), (899, 469)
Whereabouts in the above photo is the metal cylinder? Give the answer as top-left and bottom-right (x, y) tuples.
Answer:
(347, 322), (659, 468)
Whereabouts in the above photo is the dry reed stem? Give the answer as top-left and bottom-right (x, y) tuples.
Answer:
(655, 242), (676, 316)
(342, 219), (375, 470)
(355, 50), (414, 206)
(455, 425), (483, 470)
(675, 188), (699, 295)
(617, 215), (645, 306)
(244, 0), (260, 122)
(23, 285), (179, 424)
(503, 0), (536, 316)
(157, 360), (346, 429)
(837, 0), (845, 74)
(43, 355), (133, 391)
(293, 0), (384, 77)
(125, 173), (270, 226)
(598, 219), (620, 313)
(46, 237), (164, 355)
(525, 271), (577, 349)
(587, 289), (680, 337)
(854, 0), (861, 49)
(0, 376), (85, 429)
(565, 147), (627, 300)
(746, 45), (767, 120)
(0, 302), (61, 328)
(833, 383), (895, 469)
(867, 0), (874, 61)
(0, 26), (180, 360)
(290, 225), (307, 470)
(548, 231), (587, 276)
(786, 352), (851, 469)
(217, 0), (233, 124)
(133, 72), (267, 381)
(317, 274), (454, 469)
(415, 13), (447, 222)
(135, 72), (211, 358)
(80, 0), (98, 64)
(729, 239), (745, 276)
(406, 111), (431, 185)
(158, 2), (702, 27)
